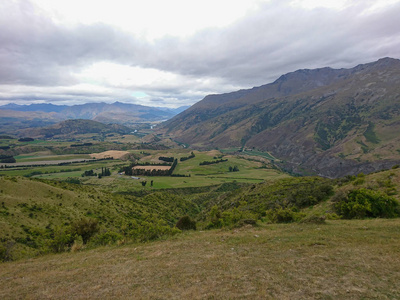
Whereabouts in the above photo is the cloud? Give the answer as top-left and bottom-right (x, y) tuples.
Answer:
(143, 0), (400, 86)
(0, 0), (400, 107)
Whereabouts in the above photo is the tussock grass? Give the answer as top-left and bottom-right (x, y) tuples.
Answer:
(1, 219), (400, 299)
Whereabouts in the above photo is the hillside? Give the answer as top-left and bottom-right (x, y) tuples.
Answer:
(0, 176), (199, 260)
(2, 165), (400, 262)
(0, 102), (184, 134)
(1, 219), (400, 299)
(161, 57), (400, 177)
(19, 119), (133, 139)
(1, 164), (400, 298)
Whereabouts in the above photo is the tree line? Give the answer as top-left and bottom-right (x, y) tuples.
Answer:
(121, 159), (178, 177)
(158, 156), (174, 163)
(180, 152), (195, 161)
(199, 158), (228, 166)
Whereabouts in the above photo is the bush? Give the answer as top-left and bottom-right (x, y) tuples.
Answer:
(176, 216), (197, 230)
(266, 207), (304, 223)
(206, 205), (223, 229)
(70, 218), (99, 244)
(334, 188), (400, 219)
(0, 239), (16, 262)
(48, 227), (76, 253)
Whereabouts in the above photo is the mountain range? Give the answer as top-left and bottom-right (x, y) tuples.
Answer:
(161, 57), (400, 177)
(0, 102), (189, 134)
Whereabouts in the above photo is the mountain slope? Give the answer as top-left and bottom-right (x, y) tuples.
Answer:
(0, 102), (184, 132)
(19, 119), (133, 138)
(161, 58), (400, 177)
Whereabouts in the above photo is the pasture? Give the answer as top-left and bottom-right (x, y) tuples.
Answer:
(1, 142), (287, 189)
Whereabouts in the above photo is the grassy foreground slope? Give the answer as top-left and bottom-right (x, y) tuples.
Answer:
(0, 176), (199, 260)
(1, 219), (400, 299)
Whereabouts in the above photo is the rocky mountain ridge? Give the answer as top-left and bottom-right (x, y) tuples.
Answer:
(161, 57), (400, 177)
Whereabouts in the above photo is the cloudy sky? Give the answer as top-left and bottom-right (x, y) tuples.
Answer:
(1, 0), (400, 108)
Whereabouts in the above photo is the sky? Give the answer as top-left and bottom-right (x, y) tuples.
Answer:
(0, 0), (400, 108)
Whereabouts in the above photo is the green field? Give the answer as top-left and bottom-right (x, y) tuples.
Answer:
(14, 154), (91, 162)
(1, 146), (287, 189)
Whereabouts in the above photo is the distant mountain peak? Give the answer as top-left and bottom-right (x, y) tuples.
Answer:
(0, 101), (189, 128)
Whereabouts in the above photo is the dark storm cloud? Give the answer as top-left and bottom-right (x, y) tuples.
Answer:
(1, 0), (400, 106)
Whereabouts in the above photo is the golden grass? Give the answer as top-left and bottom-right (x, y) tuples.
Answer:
(90, 151), (130, 159)
(132, 165), (171, 171)
(1, 219), (400, 299)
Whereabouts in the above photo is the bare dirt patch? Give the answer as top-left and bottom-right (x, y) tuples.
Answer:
(91, 150), (130, 159)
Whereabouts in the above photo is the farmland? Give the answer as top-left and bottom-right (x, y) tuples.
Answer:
(0, 135), (288, 189)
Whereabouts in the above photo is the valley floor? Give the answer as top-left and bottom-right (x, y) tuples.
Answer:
(1, 219), (400, 299)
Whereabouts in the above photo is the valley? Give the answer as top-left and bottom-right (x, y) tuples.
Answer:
(1, 58), (400, 299)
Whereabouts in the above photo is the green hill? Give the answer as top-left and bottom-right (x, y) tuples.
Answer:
(2, 166), (400, 261)
(161, 58), (400, 177)
(1, 165), (400, 298)
(0, 176), (199, 260)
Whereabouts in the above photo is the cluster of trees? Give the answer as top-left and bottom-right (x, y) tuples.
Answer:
(180, 152), (195, 161)
(132, 159), (178, 176)
(0, 135), (13, 139)
(98, 167), (111, 178)
(132, 168), (171, 176)
(229, 166), (239, 172)
(18, 137), (34, 142)
(0, 155), (16, 163)
(158, 156), (174, 163)
(82, 170), (96, 177)
(82, 167), (111, 178)
(199, 158), (228, 166)
(141, 180), (154, 187)
(121, 159), (178, 177)
(71, 142), (93, 147)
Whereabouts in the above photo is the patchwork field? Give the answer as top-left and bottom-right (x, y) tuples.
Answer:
(0, 138), (288, 189)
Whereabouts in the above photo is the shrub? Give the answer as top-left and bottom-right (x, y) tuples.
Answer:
(334, 188), (400, 219)
(0, 239), (16, 262)
(206, 205), (223, 229)
(176, 216), (197, 230)
(70, 218), (99, 244)
(266, 207), (305, 223)
(48, 227), (76, 253)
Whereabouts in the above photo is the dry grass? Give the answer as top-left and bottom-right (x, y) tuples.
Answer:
(90, 151), (130, 159)
(132, 165), (171, 171)
(1, 219), (400, 299)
